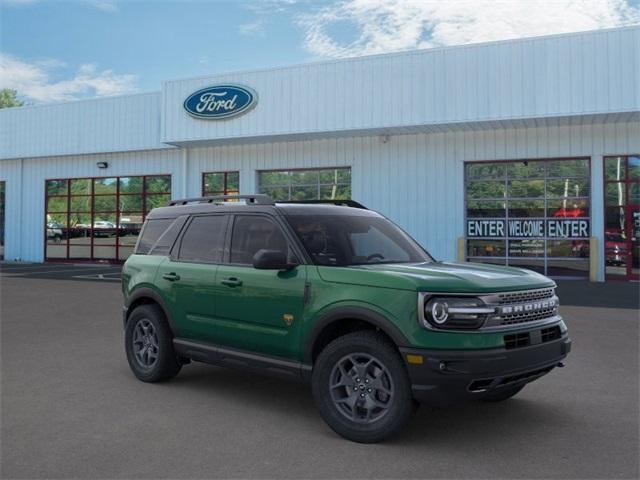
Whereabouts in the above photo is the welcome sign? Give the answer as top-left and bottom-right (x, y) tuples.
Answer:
(467, 219), (590, 238)
(184, 84), (257, 119)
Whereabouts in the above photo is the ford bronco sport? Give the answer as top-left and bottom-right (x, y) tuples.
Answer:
(122, 195), (571, 443)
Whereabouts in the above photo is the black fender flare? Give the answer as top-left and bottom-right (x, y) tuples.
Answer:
(125, 287), (176, 335)
(303, 306), (409, 364)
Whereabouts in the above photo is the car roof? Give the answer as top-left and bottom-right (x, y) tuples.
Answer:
(146, 198), (380, 220)
(276, 203), (381, 217)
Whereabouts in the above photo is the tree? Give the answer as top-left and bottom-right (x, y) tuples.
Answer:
(0, 89), (24, 109)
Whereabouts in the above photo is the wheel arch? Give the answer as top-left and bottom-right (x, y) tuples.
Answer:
(304, 306), (409, 365)
(125, 287), (176, 335)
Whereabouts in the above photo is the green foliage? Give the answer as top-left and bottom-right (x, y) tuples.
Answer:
(0, 89), (24, 109)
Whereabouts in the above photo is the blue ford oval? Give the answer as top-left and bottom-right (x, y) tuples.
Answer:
(183, 85), (257, 120)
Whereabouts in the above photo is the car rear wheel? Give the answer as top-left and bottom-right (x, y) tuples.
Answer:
(312, 331), (414, 443)
(125, 304), (182, 382)
(480, 384), (524, 402)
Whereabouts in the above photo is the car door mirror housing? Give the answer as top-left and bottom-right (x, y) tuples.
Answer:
(252, 249), (297, 270)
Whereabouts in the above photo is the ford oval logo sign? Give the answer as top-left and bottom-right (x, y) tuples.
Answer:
(183, 84), (257, 120)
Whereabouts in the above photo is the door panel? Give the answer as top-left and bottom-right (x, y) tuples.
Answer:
(213, 265), (307, 358)
(212, 214), (307, 359)
(159, 257), (219, 341)
(157, 214), (228, 341)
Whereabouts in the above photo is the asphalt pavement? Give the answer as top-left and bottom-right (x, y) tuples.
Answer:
(1, 270), (638, 479)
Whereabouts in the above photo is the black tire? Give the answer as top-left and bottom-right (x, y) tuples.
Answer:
(312, 331), (414, 443)
(125, 304), (182, 382)
(480, 384), (524, 402)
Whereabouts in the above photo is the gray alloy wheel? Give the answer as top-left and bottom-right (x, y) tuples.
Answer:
(312, 330), (414, 443)
(124, 304), (182, 383)
(132, 318), (160, 369)
(329, 353), (395, 424)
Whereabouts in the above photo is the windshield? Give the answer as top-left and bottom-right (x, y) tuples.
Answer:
(286, 214), (433, 266)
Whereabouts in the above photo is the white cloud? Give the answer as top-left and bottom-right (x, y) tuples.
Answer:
(239, 18), (266, 36)
(83, 0), (118, 12)
(0, 53), (138, 103)
(245, 0), (298, 14)
(297, 0), (640, 58)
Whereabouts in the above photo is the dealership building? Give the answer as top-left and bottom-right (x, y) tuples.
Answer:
(0, 26), (638, 281)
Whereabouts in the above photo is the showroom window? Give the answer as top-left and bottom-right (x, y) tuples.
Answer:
(258, 167), (351, 201)
(465, 158), (591, 278)
(604, 155), (639, 280)
(45, 175), (171, 262)
(202, 171), (240, 198)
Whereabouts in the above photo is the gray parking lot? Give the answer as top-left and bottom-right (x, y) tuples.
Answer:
(1, 263), (638, 479)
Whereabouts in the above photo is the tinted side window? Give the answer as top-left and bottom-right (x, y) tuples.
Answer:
(149, 216), (187, 256)
(350, 225), (411, 263)
(230, 216), (288, 264)
(136, 219), (173, 254)
(178, 215), (227, 263)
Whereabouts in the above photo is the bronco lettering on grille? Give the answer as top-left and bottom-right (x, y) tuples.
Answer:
(499, 298), (556, 315)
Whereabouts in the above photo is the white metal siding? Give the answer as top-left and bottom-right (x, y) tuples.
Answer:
(0, 92), (168, 160)
(2, 123), (637, 280)
(162, 27), (640, 145)
(2, 27), (637, 161)
(0, 149), (183, 262)
(183, 122), (639, 271)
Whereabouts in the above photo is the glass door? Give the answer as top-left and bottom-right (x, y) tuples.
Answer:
(0, 181), (5, 260)
(604, 156), (639, 280)
(45, 175), (171, 262)
(632, 205), (639, 278)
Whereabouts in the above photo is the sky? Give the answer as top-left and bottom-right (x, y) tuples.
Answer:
(1, 0), (639, 104)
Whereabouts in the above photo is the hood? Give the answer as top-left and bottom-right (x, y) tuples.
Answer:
(316, 261), (554, 293)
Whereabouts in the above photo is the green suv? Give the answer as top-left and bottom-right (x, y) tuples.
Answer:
(122, 195), (571, 443)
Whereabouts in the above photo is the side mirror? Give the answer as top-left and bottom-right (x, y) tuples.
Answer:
(252, 249), (297, 270)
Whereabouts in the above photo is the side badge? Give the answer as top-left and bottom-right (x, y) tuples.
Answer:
(283, 314), (294, 326)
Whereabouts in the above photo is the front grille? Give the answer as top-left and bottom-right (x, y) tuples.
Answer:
(495, 287), (558, 326)
(497, 287), (555, 305)
(500, 307), (557, 325)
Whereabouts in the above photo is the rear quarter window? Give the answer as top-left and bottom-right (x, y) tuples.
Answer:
(135, 218), (174, 255)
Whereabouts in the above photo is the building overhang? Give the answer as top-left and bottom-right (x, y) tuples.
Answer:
(163, 111), (640, 149)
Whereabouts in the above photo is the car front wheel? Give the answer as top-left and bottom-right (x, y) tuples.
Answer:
(312, 331), (414, 443)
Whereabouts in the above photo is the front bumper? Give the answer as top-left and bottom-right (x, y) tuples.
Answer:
(400, 335), (571, 406)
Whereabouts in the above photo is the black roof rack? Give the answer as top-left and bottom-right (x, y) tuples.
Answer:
(278, 199), (368, 209)
(167, 194), (274, 206)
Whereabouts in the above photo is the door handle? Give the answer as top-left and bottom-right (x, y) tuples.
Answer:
(221, 277), (243, 287)
(162, 272), (180, 282)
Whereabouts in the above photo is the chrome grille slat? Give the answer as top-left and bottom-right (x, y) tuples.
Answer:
(496, 288), (555, 305)
(500, 307), (557, 325)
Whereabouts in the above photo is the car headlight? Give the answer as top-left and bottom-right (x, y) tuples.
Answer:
(421, 296), (495, 330)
